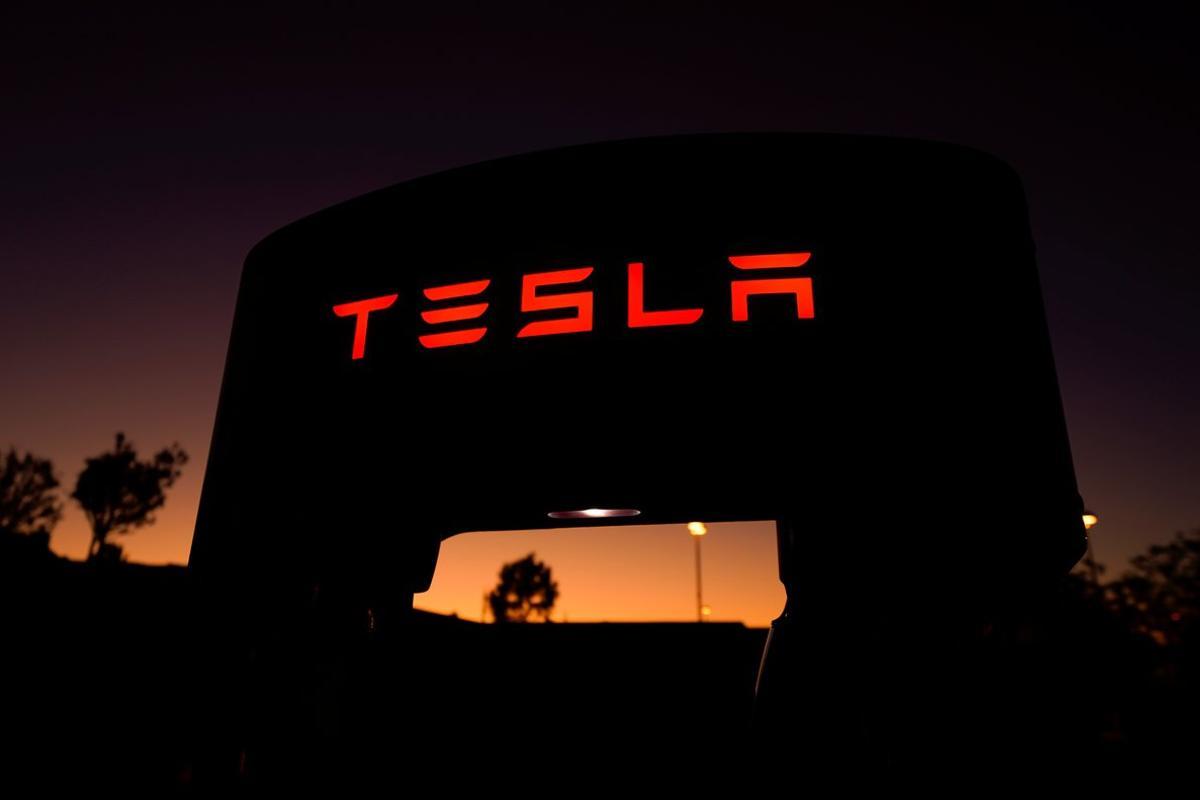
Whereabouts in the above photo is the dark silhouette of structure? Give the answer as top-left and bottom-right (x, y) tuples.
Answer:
(72, 433), (187, 561)
(188, 133), (1089, 781)
(4, 524), (1198, 787)
(487, 552), (559, 622)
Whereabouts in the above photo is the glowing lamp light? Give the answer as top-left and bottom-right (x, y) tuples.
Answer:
(1082, 511), (1099, 531)
(548, 508), (641, 519)
(687, 521), (708, 537)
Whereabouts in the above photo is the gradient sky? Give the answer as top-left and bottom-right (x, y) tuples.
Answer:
(2, 2), (1197, 621)
(419, 522), (786, 627)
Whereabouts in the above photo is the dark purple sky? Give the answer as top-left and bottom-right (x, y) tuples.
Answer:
(2, 1), (1197, 574)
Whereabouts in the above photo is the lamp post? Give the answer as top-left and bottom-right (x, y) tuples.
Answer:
(1082, 510), (1101, 586)
(688, 522), (707, 623)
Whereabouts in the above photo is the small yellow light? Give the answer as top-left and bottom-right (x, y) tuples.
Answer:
(687, 521), (708, 537)
(701, 605), (712, 617)
(1082, 512), (1099, 531)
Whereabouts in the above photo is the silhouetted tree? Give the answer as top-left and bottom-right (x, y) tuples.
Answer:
(0, 448), (62, 543)
(72, 433), (188, 562)
(488, 552), (559, 623)
(1108, 527), (1200, 648)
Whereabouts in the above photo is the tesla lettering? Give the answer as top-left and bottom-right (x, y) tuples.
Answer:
(332, 252), (813, 360)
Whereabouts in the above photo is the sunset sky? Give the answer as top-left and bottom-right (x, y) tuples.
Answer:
(3, 3), (1198, 623)
(419, 522), (785, 626)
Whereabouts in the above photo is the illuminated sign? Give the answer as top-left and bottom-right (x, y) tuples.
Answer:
(192, 131), (1086, 624)
(332, 253), (815, 359)
(189, 133), (1089, 779)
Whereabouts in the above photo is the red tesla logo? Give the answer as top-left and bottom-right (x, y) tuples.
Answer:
(517, 268), (594, 338)
(332, 294), (398, 360)
(728, 252), (814, 322)
(333, 252), (813, 360)
(419, 279), (491, 349)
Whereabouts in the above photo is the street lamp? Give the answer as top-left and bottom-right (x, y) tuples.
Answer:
(688, 522), (707, 623)
(1082, 510), (1100, 585)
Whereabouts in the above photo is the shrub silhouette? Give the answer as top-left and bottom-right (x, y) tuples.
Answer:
(0, 447), (62, 541)
(488, 552), (559, 623)
(72, 433), (187, 561)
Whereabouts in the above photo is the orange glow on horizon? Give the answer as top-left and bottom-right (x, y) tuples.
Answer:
(43, 460), (785, 629)
(417, 521), (785, 627)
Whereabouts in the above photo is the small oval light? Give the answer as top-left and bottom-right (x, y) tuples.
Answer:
(548, 508), (641, 519)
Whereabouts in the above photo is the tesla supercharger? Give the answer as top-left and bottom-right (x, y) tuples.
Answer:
(189, 133), (1085, 780)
